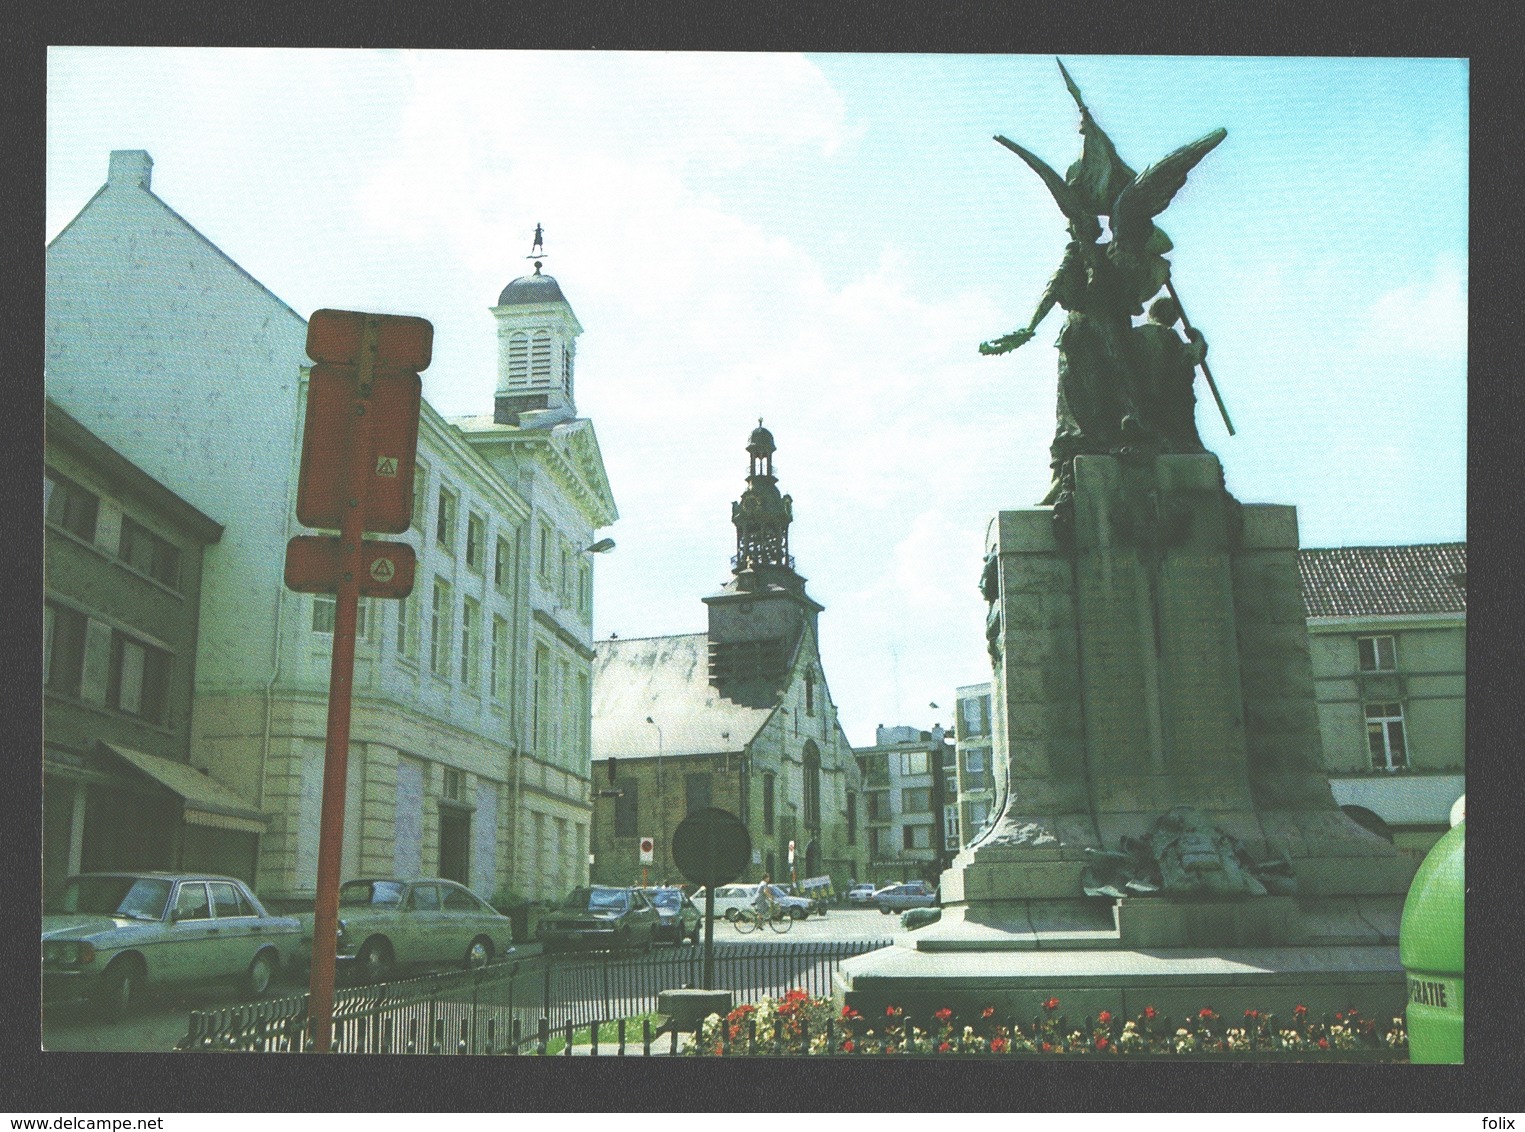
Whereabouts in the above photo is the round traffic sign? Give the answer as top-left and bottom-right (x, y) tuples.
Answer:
(671, 808), (751, 890)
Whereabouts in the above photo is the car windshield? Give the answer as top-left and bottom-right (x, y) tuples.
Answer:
(562, 887), (627, 912)
(48, 876), (171, 921)
(646, 890), (682, 910)
(339, 880), (406, 907)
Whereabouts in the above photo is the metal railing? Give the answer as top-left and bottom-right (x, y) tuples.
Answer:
(178, 938), (893, 1054)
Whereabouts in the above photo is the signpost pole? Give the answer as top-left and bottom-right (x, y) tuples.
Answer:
(703, 888), (715, 990)
(306, 317), (380, 1054)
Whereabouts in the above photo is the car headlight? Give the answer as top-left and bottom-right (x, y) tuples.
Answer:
(43, 941), (96, 966)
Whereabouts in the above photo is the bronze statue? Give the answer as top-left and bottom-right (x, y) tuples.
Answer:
(982, 59), (1228, 509)
(1130, 295), (1208, 454)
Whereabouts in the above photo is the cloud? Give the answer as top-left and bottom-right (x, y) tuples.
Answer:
(1360, 259), (1467, 359)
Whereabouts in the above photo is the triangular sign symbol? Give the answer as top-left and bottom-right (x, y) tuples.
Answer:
(370, 557), (395, 583)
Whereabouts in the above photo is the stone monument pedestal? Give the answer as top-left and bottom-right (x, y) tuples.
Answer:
(836, 455), (1413, 1020)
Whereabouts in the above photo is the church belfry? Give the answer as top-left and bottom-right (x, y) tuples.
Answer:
(733, 420), (796, 577)
(492, 227), (583, 426)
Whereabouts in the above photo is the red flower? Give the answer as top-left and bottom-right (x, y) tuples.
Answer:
(991, 1038), (1010, 1053)
(1095, 1036), (1109, 1051)
(1318, 1038), (1329, 1050)
(938, 1041), (951, 1053)
(1044, 997), (1060, 1012)
(1143, 1006), (1157, 1020)
(1097, 1011), (1111, 1024)
(841, 1005), (859, 1020)
(981, 1006), (995, 1019)
(1244, 1009), (1258, 1019)
(842, 1039), (855, 1053)
(934, 1007), (953, 1023)
(1040, 1041), (1052, 1053)
(1334, 1012), (1344, 1022)
(1198, 1008), (1215, 1019)
(1294, 1004), (1308, 1018)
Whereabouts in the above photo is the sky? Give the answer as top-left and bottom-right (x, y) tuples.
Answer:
(45, 50), (1468, 747)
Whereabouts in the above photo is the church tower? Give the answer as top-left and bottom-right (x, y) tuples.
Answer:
(703, 423), (824, 702)
(491, 237), (582, 426)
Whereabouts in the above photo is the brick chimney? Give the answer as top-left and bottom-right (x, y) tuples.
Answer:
(108, 150), (153, 190)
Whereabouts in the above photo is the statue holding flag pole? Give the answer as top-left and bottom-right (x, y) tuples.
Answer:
(982, 59), (1235, 511)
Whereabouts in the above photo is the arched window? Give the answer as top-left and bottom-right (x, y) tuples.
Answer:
(507, 332), (529, 387)
(531, 331), (552, 384)
(561, 343), (574, 396)
(802, 741), (821, 829)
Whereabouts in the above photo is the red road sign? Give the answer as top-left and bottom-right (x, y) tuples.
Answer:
(284, 535), (416, 597)
(307, 308), (434, 371)
(296, 365), (421, 533)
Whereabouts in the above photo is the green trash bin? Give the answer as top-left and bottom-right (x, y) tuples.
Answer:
(1399, 819), (1464, 1063)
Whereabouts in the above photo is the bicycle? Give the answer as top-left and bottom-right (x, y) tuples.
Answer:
(731, 901), (793, 934)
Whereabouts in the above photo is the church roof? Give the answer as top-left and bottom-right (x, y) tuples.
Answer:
(497, 271), (568, 307)
(1297, 543), (1466, 618)
(591, 633), (775, 759)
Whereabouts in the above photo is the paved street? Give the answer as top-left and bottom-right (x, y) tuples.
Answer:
(40, 909), (910, 1053)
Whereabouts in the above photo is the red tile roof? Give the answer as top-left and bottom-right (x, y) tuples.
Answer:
(1297, 543), (1466, 618)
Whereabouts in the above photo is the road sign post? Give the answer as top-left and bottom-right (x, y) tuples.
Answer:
(291, 309), (431, 1054)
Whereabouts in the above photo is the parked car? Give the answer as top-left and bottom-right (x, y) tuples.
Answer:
(690, 884), (762, 922)
(873, 881), (939, 913)
(43, 872), (301, 1016)
(845, 883), (878, 907)
(538, 886), (660, 953)
(640, 887), (702, 945)
(297, 878), (514, 982)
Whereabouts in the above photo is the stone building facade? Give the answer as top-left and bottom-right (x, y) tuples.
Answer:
(45, 150), (614, 907)
(952, 683), (998, 849)
(1299, 543), (1465, 861)
(590, 426), (866, 890)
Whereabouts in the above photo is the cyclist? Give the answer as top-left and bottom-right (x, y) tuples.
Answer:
(751, 875), (776, 919)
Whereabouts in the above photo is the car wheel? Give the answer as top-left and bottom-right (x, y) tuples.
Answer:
(94, 957), (142, 1019)
(723, 908), (740, 922)
(790, 906), (807, 921)
(879, 906), (892, 915)
(357, 938), (393, 983)
(245, 949), (277, 996)
(463, 936), (493, 971)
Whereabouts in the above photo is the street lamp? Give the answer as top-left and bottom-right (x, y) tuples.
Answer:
(582, 538), (615, 554)
(646, 716), (664, 880)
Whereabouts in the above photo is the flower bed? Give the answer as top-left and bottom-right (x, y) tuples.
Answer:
(690, 990), (1408, 1058)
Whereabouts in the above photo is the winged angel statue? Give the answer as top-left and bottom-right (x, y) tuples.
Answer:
(983, 60), (1227, 509)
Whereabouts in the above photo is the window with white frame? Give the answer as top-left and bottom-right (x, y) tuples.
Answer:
(902, 823), (932, 850)
(465, 513), (485, 573)
(1365, 702), (1408, 770)
(397, 591), (420, 662)
(431, 579), (453, 677)
(312, 596), (369, 638)
(964, 749), (986, 776)
(118, 516), (181, 589)
(536, 524), (550, 580)
(1357, 635), (1397, 672)
(495, 535), (514, 593)
(436, 486), (457, 553)
(900, 750), (928, 776)
(577, 560), (590, 618)
(507, 333), (530, 388)
(108, 631), (170, 723)
(45, 468), (99, 541)
(411, 463), (429, 531)
(44, 601), (87, 697)
(491, 616), (509, 701)
(532, 643), (551, 753)
(901, 787), (931, 813)
(944, 805), (961, 849)
(461, 597), (480, 690)
(530, 331), (552, 384)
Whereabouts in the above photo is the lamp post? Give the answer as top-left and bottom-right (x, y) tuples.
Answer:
(645, 715), (663, 882)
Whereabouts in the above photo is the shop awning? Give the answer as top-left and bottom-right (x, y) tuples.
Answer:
(99, 743), (269, 835)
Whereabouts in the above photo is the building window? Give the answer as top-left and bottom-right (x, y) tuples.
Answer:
(845, 792), (857, 845)
(866, 791), (888, 821)
(871, 828), (894, 857)
(45, 469), (100, 541)
(901, 787), (931, 813)
(561, 341), (573, 395)
(762, 772), (776, 834)
(460, 598), (480, 690)
(312, 596), (369, 638)
(964, 749), (986, 776)
(558, 544), (571, 600)
(903, 824), (932, 851)
(465, 513), (485, 573)
(900, 751), (928, 776)
(411, 463), (429, 531)
(495, 536), (513, 592)
(802, 742), (821, 828)
(960, 693), (991, 738)
(431, 579), (453, 677)
(685, 774), (712, 814)
(614, 779), (638, 838)
(968, 799), (990, 832)
(944, 805), (961, 850)
(1365, 702), (1408, 770)
(577, 561), (591, 618)
(1357, 635), (1397, 672)
(532, 644), (551, 753)
(491, 615), (509, 701)
(507, 332), (530, 387)
(108, 632), (170, 723)
(44, 602), (88, 697)
(397, 591), (420, 661)
(119, 517), (181, 589)
(536, 525), (550, 579)
(436, 487), (457, 553)
(531, 331), (552, 384)
(575, 672), (591, 764)
(442, 767), (464, 801)
(805, 669), (815, 716)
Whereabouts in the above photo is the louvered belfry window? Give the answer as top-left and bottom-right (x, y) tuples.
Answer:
(531, 331), (552, 384)
(507, 333), (530, 387)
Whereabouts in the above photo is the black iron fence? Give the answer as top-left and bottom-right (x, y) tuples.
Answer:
(178, 938), (892, 1054)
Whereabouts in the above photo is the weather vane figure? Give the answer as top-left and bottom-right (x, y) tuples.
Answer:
(529, 223), (545, 260)
(982, 59), (1235, 510)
